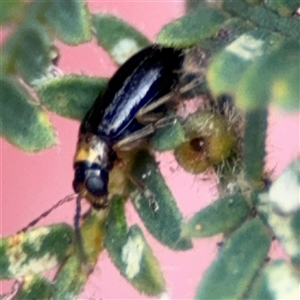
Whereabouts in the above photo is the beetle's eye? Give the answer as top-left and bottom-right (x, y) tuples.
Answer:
(86, 175), (107, 196)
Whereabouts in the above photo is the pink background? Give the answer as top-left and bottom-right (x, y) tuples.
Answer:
(1, 1), (299, 299)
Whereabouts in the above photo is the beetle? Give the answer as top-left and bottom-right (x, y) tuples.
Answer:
(20, 44), (184, 233)
(72, 44), (184, 210)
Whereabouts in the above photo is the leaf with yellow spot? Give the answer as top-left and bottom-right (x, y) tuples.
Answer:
(236, 40), (299, 110)
(183, 194), (250, 238)
(0, 224), (73, 279)
(271, 64), (299, 111)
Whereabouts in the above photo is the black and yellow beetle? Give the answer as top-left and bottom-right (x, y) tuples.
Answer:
(72, 44), (183, 210)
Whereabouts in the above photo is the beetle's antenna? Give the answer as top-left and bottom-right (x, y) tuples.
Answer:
(18, 193), (77, 233)
(74, 194), (87, 263)
(74, 194), (82, 233)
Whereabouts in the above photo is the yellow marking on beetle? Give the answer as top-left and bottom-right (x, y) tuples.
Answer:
(75, 147), (89, 162)
(75, 147), (99, 163)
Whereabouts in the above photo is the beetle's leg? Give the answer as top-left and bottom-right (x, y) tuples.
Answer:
(136, 112), (164, 124)
(18, 194), (77, 233)
(113, 115), (177, 151)
(113, 125), (154, 150)
(136, 79), (201, 118)
(116, 79), (201, 151)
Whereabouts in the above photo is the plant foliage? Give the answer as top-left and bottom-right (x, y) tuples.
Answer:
(1, 0), (299, 299)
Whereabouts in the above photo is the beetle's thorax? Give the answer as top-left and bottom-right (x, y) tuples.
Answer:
(74, 133), (111, 168)
(73, 133), (114, 209)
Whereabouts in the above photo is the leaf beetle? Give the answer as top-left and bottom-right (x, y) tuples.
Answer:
(72, 44), (184, 210)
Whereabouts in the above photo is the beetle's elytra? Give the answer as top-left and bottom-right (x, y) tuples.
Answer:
(73, 45), (183, 209)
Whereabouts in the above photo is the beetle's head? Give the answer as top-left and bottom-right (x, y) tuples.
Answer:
(73, 162), (109, 209)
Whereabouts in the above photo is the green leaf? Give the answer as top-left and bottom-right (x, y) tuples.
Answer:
(207, 29), (282, 97)
(22, 0), (49, 22)
(37, 75), (108, 120)
(92, 13), (150, 64)
(12, 274), (53, 300)
(258, 204), (300, 267)
(80, 210), (106, 265)
(183, 194), (250, 238)
(122, 225), (166, 295)
(0, 0), (25, 24)
(236, 40), (300, 111)
(195, 219), (271, 300)
(157, 7), (229, 48)
(45, 0), (91, 45)
(186, 1), (224, 12)
(104, 196), (166, 296)
(0, 77), (56, 152)
(150, 118), (185, 151)
(257, 157), (300, 267)
(223, 0), (300, 39)
(130, 151), (193, 250)
(52, 254), (85, 300)
(0, 224), (73, 279)
(198, 17), (255, 55)
(248, 260), (300, 299)
(0, 50), (11, 75)
(243, 109), (268, 187)
(269, 45), (300, 111)
(4, 22), (53, 85)
(269, 157), (300, 215)
(271, 65), (299, 111)
(264, 0), (300, 17)
(104, 195), (127, 251)
(53, 211), (106, 299)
